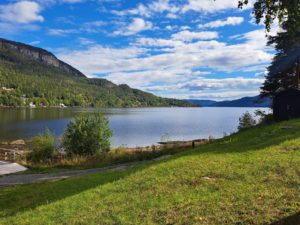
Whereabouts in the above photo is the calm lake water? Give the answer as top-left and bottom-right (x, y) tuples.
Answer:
(0, 107), (270, 148)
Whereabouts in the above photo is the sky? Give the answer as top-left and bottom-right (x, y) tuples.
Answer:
(0, 0), (279, 101)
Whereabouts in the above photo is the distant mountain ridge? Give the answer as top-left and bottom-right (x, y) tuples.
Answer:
(0, 38), (201, 108)
(183, 96), (271, 107)
(0, 38), (86, 78)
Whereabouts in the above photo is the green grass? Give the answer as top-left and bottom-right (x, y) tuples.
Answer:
(1, 119), (300, 224)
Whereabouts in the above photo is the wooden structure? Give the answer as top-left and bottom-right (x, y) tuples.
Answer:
(0, 149), (15, 162)
(273, 88), (300, 120)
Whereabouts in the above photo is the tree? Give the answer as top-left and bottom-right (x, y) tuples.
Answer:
(256, 21), (300, 101)
(60, 111), (114, 155)
(238, 0), (300, 36)
(237, 111), (256, 131)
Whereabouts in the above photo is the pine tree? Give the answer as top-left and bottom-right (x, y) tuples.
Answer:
(256, 21), (300, 102)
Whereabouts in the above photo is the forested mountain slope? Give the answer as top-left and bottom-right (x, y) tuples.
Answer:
(0, 38), (201, 107)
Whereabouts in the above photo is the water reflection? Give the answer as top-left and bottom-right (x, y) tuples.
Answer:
(0, 107), (269, 148)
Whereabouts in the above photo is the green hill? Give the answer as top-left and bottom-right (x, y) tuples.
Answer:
(0, 38), (201, 108)
(1, 119), (300, 224)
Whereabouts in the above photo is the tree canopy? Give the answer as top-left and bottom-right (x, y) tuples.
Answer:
(257, 21), (300, 101)
(238, 0), (300, 36)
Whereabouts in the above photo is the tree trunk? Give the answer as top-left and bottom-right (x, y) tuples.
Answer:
(295, 60), (300, 89)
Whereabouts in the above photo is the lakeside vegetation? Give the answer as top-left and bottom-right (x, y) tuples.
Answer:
(1, 118), (300, 224)
(0, 43), (201, 108)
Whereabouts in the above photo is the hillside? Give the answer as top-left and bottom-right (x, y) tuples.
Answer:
(184, 96), (271, 107)
(0, 38), (201, 108)
(1, 119), (300, 224)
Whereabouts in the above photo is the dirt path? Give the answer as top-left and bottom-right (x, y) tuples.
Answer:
(0, 155), (171, 188)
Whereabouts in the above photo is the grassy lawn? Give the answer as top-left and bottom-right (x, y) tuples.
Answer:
(1, 119), (300, 224)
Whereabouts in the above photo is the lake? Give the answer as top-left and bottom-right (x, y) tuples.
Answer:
(0, 107), (270, 148)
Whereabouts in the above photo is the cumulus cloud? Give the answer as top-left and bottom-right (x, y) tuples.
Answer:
(111, 0), (179, 18)
(113, 18), (153, 36)
(198, 17), (244, 28)
(182, 0), (256, 13)
(171, 30), (219, 41)
(255, 71), (268, 77)
(165, 25), (177, 30)
(0, 1), (44, 24)
(145, 77), (264, 92)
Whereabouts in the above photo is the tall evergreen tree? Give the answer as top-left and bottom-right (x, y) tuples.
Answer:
(256, 21), (300, 102)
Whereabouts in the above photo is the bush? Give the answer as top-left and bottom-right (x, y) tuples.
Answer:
(28, 127), (56, 161)
(254, 109), (274, 124)
(60, 111), (114, 155)
(237, 111), (256, 131)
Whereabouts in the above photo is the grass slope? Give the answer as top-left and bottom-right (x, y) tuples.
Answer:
(1, 120), (300, 224)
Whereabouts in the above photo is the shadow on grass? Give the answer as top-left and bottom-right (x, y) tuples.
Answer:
(0, 164), (147, 219)
(271, 212), (300, 225)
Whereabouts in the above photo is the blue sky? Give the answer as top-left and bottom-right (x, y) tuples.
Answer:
(0, 0), (279, 101)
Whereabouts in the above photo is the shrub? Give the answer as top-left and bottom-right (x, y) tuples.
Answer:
(60, 111), (114, 155)
(254, 109), (274, 124)
(237, 111), (256, 131)
(28, 127), (56, 161)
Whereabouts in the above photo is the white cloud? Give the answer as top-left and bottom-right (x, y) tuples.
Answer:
(166, 13), (177, 19)
(29, 41), (40, 45)
(114, 18), (153, 36)
(145, 77), (264, 92)
(111, 0), (179, 18)
(165, 25), (177, 30)
(198, 17), (244, 28)
(77, 37), (95, 45)
(56, 26), (273, 93)
(48, 29), (80, 36)
(171, 30), (219, 41)
(255, 71), (268, 77)
(180, 26), (191, 30)
(163, 91), (261, 101)
(182, 0), (256, 13)
(242, 65), (269, 72)
(0, 1), (44, 24)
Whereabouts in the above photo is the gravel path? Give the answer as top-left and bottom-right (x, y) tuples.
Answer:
(0, 155), (171, 188)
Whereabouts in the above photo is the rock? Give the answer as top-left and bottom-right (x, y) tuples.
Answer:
(203, 177), (211, 180)
(270, 130), (276, 133)
(0, 142), (8, 145)
(9, 140), (26, 145)
(281, 126), (294, 130)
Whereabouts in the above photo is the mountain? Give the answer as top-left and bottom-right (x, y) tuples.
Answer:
(184, 96), (271, 107)
(181, 99), (217, 107)
(0, 38), (85, 78)
(0, 38), (201, 108)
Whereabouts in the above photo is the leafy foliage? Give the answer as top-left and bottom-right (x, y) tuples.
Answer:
(237, 111), (256, 131)
(60, 111), (114, 155)
(254, 109), (274, 124)
(28, 127), (56, 161)
(0, 42), (201, 108)
(238, 0), (300, 36)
